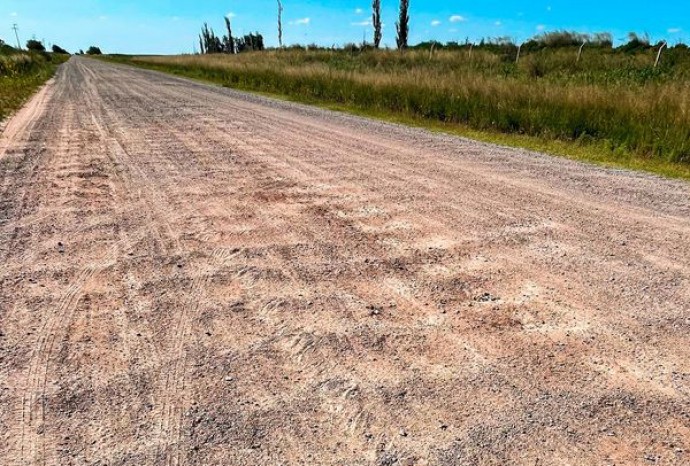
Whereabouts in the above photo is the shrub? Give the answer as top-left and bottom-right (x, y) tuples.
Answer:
(26, 39), (45, 52)
(52, 45), (69, 54)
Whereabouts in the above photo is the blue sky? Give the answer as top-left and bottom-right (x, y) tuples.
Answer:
(0, 0), (687, 54)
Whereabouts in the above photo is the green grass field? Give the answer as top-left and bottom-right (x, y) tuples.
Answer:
(103, 44), (690, 180)
(0, 48), (67, 122)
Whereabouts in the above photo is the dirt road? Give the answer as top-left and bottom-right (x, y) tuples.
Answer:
(1, 57), (689, 465)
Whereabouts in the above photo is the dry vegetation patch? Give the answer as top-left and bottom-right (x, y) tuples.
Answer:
(110, 47), (690, 168)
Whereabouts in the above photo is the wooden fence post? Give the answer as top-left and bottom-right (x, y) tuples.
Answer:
(654, 41), (667, 68)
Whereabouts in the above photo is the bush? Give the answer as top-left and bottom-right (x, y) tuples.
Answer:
(52, 45), (69, 54)
(26, 39), (46, 52)
(86, 46), (103, 55)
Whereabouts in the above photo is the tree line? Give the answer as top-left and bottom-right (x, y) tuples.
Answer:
(20, 39), (101, 56)
(199, 18), (265, 54)
(23, 39), (70, 55)
(198, 2), (681, 56)
(197, 0), (409, 54)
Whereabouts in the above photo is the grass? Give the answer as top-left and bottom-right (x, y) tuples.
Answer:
(0, 51), (68, 122)
(333, 104), (690, 181)
(101, 48), (690, 180)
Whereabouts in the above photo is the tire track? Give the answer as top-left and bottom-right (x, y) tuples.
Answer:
(73, 60), (234, 464)
(14, 61), (182, 465)
(158, 247), (239, 466)
(4, 64), (96, 465)
(0, 77), (64, 265)
(19, 242), (125, 466)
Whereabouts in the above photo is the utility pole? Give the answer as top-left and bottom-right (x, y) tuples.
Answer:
(12, 23), (21, 49)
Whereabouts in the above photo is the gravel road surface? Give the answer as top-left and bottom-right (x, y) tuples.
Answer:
(1, 57), (689, 465)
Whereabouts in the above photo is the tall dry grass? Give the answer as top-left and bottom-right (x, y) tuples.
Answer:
(129, 48), (690, 162)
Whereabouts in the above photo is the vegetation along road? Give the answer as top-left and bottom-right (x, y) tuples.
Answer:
(1, 57), (689, 465)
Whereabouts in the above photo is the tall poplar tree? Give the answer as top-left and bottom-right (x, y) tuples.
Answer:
(396, 0), (410, 50)
(225, 16), (235, 54)
(372, 0), (382, 48)
(277, 0), (284, 48)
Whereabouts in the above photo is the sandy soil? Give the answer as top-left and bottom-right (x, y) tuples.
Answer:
(1, 57), (689, 466)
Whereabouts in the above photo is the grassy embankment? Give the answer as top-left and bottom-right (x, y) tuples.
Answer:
(104, 47), (690, 179)
(0, 46), (68, 122)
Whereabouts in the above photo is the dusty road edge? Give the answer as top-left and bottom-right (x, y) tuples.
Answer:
(0, 78), (56, 159)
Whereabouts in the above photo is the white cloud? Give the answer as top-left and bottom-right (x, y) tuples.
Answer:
(226, 12), (236, 19)
(449, 15), (466, 23)
(10, 12), (18, 17)
(431, 20), (441, 27)
(668, 28), (682, 34)
(536, 24), (546, 31)
(494, 21), (502, 27)
(547, 6), (552, 11)
(352, 20), (372, 26)
(291, 17), (310, 25)
(355, 8), (364, 15)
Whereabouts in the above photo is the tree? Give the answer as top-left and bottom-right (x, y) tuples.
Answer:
(52, 44), (69, 54)
(396, 0), (409, 50)
(200, 23), (223, 53)
(26, 39), (45, 52)
(372, 0), (382, 49)
(86, 46), (102, 55)
(199, 19), (264, 54)
(619, 32), (652, 54)
(277, 0), (284, 48)
(225, 16), (235, 54)
(235, 33), (265, 53)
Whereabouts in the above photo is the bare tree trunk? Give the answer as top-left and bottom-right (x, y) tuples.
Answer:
(277, 0), (284, 48)
(515, 44), (522, 64)
(655, 41), (667, 68)
(225, 17), (235, 54)
(577, 41), (585, 63)
(396, 0), (410, 50)
(372, 0), (382, 49)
